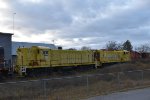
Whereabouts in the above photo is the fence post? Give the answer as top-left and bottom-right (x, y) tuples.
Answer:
(43, 79), (47, 100)
(117, 72), (121, 90)
(86, 75), (89, 96)
(141, 70), (144, 84)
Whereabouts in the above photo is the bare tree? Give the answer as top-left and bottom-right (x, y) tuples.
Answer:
(105, 41), (123, 50)
(106, 41), (117, 50)
(117, 43), (123, 50)
(136, 44), (150, 53)
(81, 46), (91, 50)
(68, 48), (77, 50)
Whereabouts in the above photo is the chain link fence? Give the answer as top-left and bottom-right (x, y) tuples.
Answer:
(0, 69), (150, 100)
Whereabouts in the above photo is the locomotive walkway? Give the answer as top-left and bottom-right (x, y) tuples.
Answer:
(86, 87), (150, 100)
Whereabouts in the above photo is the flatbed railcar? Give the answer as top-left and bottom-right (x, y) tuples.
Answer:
(15, 46), (131, 76)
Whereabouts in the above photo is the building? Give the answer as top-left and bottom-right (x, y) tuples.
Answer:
(0, 32), (57, 70)
(0, 32), (13, 67)
(12, 41), (57, 55)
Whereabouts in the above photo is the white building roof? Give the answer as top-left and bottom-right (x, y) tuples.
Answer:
(12, 41), (57, 55)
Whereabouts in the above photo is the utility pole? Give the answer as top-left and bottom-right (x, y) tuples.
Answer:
(13, 13), (16, 34)
(52, 40), (55, 45)
(11, 13), (16, 73)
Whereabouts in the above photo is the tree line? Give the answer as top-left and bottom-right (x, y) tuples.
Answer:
(80, 40), (150, 53)
(106, 40), (132, 51)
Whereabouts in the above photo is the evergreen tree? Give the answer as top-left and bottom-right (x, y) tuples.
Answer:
(123, 40), (133, 51)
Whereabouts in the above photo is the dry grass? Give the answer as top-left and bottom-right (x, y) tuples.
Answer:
(0, 73), (150, 100)
(97, 59), (150, 73)
(0, 59), (150, 100)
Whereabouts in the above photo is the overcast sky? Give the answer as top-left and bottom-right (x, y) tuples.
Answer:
(0, 0), (150, 49)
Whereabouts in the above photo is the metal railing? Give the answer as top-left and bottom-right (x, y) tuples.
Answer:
(0, 69), (150, 100)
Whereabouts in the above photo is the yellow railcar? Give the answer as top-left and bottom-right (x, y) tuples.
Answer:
(15, 46), (95, 76)
(94, 50), (131, 66)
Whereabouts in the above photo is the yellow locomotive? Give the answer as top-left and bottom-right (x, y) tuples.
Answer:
(94, 50), (131, 67)
(15, 46), (130, 76)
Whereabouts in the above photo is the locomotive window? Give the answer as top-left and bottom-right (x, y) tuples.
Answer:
(43, 51), (48, 55)
(124, 52), (128, 54)
(94, 52), (100, 58)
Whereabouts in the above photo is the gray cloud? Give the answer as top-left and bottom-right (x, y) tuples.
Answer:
(1, 0), (150, 49)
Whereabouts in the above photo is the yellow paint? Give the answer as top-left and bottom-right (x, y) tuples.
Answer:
(15, 46), (95, 75)
(15, 46), (131, 76)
